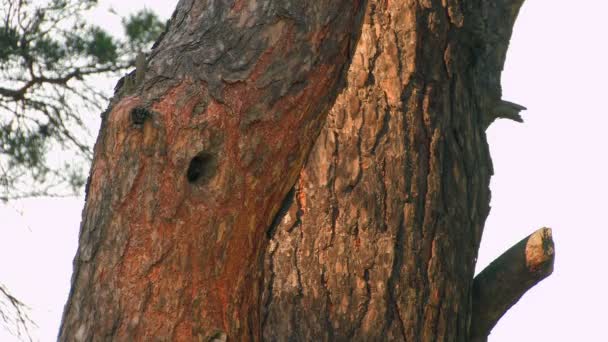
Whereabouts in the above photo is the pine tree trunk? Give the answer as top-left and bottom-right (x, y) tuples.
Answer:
(261, 1), (536, 341)
(60, 0), (552, 341)
(59, 0), (366, 340)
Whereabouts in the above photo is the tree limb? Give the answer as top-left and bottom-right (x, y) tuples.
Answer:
(496, 0), (526, 31)
(470, 227), (555, 341)
(474, 0), (526, 43)
(0, 65), (128, 101)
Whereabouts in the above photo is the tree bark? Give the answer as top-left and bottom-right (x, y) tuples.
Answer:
(261, 0), (540, 341)
(59, 0), (367, 340)
(60, 0), (551, 341)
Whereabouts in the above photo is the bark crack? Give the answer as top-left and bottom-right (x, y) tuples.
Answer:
(351, 260), (374, 339)
(328, 130), (340, 249)
(320, 267), (335, 340)
(261, 240), (278, 332)
(144, 245), (174, 275)
(371, 104), (391, 155)
(380, 159), (389, 232)
(345, 106), (365, 193)
(266, 186), (296, 237)
(385, 211), (406, 339)
(365, 10), (382, 87)
(294, 226), (305, 299)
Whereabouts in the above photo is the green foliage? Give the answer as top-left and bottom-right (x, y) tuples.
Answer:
(0, 123), (47, 170)
(86, 27), (117, 64)
(0, 0), (165, 201)
(0, 27), (20, 62)
(124, 9), (166, 52)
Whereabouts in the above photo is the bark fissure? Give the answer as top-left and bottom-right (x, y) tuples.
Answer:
(387, 213), (408, 340)
(350, 267), (372, 340)
(261, 241), (277, 332)
(320, 268), (335, 341)
(371, 106), (391, 155)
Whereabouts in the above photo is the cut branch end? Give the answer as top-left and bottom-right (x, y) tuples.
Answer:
(470, 227), (555, 341)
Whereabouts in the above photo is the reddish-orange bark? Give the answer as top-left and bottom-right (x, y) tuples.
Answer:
(60, 1), (366, 340)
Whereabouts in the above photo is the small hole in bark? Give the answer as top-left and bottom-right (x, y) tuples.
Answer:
(187, 152), (216, 184)
(130, 106), (150, 125)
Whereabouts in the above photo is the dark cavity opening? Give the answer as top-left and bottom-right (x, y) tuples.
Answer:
(130, 106), (150, 125)
(187, 152), (216, 184)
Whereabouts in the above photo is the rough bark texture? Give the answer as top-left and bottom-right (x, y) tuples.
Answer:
(262, 1), (529, 341)
(470, 227), (555, 342)
(60, 0), (545, 341)
(59, 0), (367, 340)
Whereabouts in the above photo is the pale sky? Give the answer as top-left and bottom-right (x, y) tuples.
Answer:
(1, 1), (606, 341)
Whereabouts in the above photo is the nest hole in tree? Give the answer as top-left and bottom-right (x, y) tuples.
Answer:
(187, 151), (216, 184)
(130, 106), (151, 125)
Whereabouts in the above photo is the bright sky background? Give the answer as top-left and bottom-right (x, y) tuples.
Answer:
(1, 1), (606, 341)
